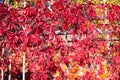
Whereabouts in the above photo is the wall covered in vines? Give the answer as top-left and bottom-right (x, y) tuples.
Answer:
(0, 0), (120, 80)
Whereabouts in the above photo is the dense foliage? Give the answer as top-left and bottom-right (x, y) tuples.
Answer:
(0, 0), (120, 80)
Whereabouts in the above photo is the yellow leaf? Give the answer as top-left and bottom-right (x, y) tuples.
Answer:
(99, 60), (110, 79)
(54, 71), (60, 78)
(54, 50), (61, 62)
(60, 63), (67, 72)
(113, 52), (118, 56)
(107, 0), (120, 5)
(72, 0), (84, 4)
(99, 71), (110, 79)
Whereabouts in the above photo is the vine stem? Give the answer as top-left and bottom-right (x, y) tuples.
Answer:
(23, 52), (26, 80)
(1, 48), (4, 80)
(4, 0), (9, 5)
(8, 56), (12, 80)
(23, 0), (27, 7)
(7, 0), (9, 4)
(103, 0), (112, 79)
